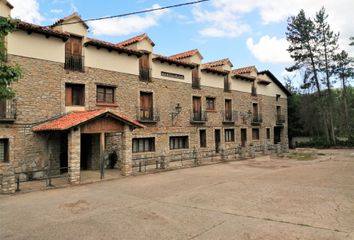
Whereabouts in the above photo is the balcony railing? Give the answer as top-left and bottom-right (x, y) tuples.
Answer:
(190, 110), (207, 123)
(224, 77), (231, 92)
(192, 77), (201, 89)
(64, 54), (84, 72)
(0, 100), (16, 121)
(139, 67), (152, 82)
(276, 114), (286, 125)
(137, 107), (159, 123)
(222, 110), (238, 123)
(251, 113), (263, 125)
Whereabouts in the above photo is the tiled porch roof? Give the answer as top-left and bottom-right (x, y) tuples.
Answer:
(16, 21), (70, 40)
(116, 33), (155, 47)
(84, 38), (143, 57)
(202, 58), (233, 68)
(232, 66), (257, 75)
(33, 110), (145, 132)
(169, 49), (199, 60)
(153, 55), (197, 69)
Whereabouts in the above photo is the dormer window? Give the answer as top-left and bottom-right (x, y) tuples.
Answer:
(65, 36), (84, 72)
(139, 54), (151, 82)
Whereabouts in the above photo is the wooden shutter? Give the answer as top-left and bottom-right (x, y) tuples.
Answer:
(0, 100), (6, 118)
(65, 86), (72, 106)
(139, 54), (149, 68)
(193, 97), (201, 113)
(192, 68), (199, 79)
(253, 103), (258, 116)
(225, 100), (231, 114)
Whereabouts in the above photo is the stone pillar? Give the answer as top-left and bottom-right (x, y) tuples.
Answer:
(240, 147), (246, 159)
(276, 143), (281, 154)
(68, 128), (81, 184)
(1, 167), (16, 194)
(248, 146), (255, 159)
(194, 149), (202, 166)
(121, 125), (132, 176)
(263, 143), (269, 155)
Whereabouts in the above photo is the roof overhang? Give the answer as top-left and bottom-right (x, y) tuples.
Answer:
(84, 39), (143, 57)
(153, 55), (197, 69)
(33, 110), (145, 132)
(258, 70), (292, 96)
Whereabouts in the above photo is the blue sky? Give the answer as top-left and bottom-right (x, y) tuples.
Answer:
(8, 0), (354, 86)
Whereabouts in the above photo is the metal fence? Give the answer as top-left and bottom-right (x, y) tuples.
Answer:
(14, 167), (69, 192)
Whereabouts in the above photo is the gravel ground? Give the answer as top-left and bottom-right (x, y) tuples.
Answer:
(1, 149), (353, 240)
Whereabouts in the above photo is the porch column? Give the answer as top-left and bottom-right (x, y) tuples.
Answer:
(68, 128), (81, 184)
(121, 125), (132, 176)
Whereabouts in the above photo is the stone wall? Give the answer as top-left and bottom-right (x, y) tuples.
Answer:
(0, 55), (289, 193)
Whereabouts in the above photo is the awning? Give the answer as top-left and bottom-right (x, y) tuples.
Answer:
(33, 110), (145, 132)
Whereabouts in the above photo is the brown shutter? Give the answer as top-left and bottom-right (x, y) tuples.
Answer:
(193, 97), (201, 113)
(139, 54), (149, 68)
(65, 86), (72, 106)
(253, 103), (258, 116)
(0, 100), (6, 118)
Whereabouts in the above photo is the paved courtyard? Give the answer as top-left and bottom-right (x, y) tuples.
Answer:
(1, 149), (354, 240)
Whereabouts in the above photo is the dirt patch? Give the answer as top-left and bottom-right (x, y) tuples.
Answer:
(60, 200), (90, 214)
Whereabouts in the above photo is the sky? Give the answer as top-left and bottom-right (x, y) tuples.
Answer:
(7, 0), (354, 86)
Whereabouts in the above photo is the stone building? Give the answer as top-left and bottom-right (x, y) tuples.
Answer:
(0, 1), (291, 194)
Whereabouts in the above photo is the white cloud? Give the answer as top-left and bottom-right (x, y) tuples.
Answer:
(50, 9), (63, 14)
(9, 0), (44, 24)
(194, 0), (354, 40)
(246, 36), (292, 64)
(89, 4), (168, 36)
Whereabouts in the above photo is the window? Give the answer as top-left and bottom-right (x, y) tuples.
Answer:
(170, 136), (189, 150)
(266, 128), (271, 139)
(206, 97), (215, 111)
(199, 130), (207, 148)
(0, 139), (9, 162)
(97, 86), (115, 104)
(65, 83), (85, 106)
(139, 54), (151, 81)
(251, 83), (257, 96)
(192, 67), (200, 89)
(225, 129), (235, 142)
(224, 75), (230, 92)
(132, 138), (155, 153)
(140, 92), (153, 120)
(65, 36), (83, 71)
(276, 94), (281, 102)
(225, 99), (232, 121)
(252, 128), (260, 140)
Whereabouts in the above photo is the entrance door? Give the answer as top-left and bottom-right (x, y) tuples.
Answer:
(241, 128), (247, 147)
(214, 129), (221, 153)
(59, 133), (68, 173)
(274, 127), (282, 144)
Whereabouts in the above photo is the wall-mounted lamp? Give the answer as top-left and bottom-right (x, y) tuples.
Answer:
(171, 103), (182, 121)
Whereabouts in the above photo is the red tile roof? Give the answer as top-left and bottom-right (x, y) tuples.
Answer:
(169, 49), (199, 60)
(201, 67), (229, 76)
(33, 110), (144, 132)
(16, 21), (70, 40)
(232, 73), (255, 82)
(116, 33), (155, 47)
(51, 12), (89, 29)
(153, 54), (197, 69)
(202, 58), (233, 68)
(84, 38), (143, 57)
(232, 66), (257, 75)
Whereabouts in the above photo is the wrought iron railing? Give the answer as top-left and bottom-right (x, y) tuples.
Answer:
(0, 100), (16, 121)
(222, 110), (238, 123)
(192, 77), (201, 89)
(137, 107), (160, 123)
(139, 67), (152, 82)
(251, 113), (263, 125)
(276, 114), (286, 125)
(64, 54), (84, 72)
(190, 110), (207, 123)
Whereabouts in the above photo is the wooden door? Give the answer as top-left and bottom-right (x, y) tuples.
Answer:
(253, 103), (258, 118)
(65, 36), (82, 56)
(200, 129), (206, 148)
(139, 54), (149, 69)
(274, 127), (282, 144)
(241, 128), (247, 147)
(225, 99), (232, 120)
(140, 92), (153, 119)
(193, 96), (201, 120)
(214, 129), (221, 153)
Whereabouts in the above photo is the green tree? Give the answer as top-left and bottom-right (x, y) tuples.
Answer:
(350, 37), (354, 46)
(314, 7), (339, 144)
(286, 9), (330, 143)
(0, 17), (21, 100)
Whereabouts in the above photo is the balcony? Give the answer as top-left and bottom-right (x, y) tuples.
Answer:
(251, 114), (263, 125)
(0, 100), (16, 122)
(137, 108), (159, 123)
(64, 54), (84, 72)
(190, 110), (207, 123)
(139, 67), (152, 82)
(224, 77), (231, 92)
(222, 110), (238, 124)
(192, 77), (201, 89)
(276, 114), (286, 125)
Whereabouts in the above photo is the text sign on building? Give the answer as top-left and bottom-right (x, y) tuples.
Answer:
(161, 71), (184, 80)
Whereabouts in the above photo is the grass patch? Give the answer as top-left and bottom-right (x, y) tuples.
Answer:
(287, 152), (317, 161)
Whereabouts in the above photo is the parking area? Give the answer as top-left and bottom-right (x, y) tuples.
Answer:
(1, 149), (354, 240)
